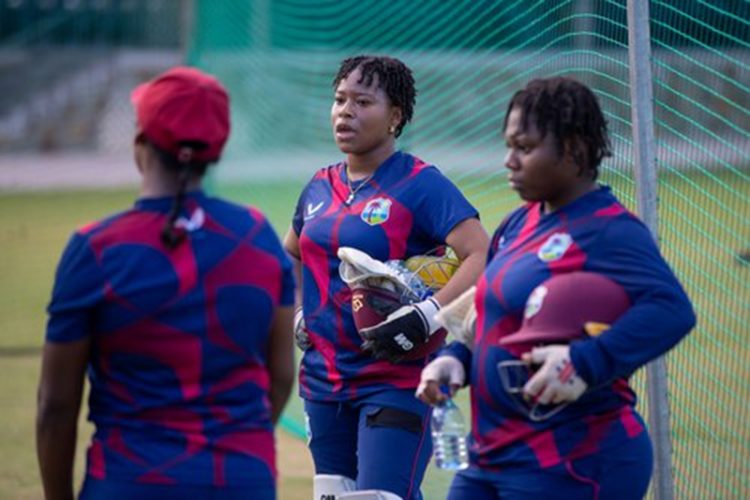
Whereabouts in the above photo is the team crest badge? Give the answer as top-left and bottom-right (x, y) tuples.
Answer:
(361, 197), (392, 226)
(537, 233), (573, 262)
(524, 284), (548, 319)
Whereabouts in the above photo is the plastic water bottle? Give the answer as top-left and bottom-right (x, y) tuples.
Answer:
(431, 397), (469, 470)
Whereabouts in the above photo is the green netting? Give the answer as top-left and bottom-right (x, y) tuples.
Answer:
(648, 2), (750, 497)
(0, 1), (181, 47)
(189, 1), (749, 498)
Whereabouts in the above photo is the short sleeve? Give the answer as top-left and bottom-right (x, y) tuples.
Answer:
(292, 178), (316, 237)
(413, 167), (479, 242)
(255, 215), (296, 306)
(291, 191), (305, 236)
(487, 213), (513, 262)
(46, 232), (104, 342)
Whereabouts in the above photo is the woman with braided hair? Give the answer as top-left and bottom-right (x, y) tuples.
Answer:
(417, 76), (695, 499)
(283, 55), (489, 499)
(37, 67), (296, 499)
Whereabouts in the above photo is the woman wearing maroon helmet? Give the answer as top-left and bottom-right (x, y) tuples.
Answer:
(418, 76), (695, 499)
(37, 67), (295, 500)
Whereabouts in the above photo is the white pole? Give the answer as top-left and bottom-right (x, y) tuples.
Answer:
(627, 1), (675, 499)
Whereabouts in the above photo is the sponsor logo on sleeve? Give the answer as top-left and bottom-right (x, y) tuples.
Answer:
(304, 201), (325, 221)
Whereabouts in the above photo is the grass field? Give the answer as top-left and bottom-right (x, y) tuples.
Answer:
(0, 169), (747, 498)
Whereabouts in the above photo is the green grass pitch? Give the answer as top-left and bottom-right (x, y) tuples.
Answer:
(1, 167), (747, 497)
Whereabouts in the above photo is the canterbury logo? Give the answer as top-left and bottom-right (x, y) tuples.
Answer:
(304, 201), (324, 221)
(394, 333), (414, 351)
(175, 207), (205, 232)
(308, 201), (324, 214)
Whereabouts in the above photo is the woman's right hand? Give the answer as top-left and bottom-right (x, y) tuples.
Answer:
(416, 356), (465, 405)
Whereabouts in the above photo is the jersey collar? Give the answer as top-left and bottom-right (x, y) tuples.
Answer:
(134, 190), (207, 212)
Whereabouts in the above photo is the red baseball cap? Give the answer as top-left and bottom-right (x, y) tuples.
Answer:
(131, 66), (230, 163)
(500, 272), (631, 348)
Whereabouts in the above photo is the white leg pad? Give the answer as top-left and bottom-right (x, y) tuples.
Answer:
(314, 474), (357, 499)
(338, 490), (403, 500)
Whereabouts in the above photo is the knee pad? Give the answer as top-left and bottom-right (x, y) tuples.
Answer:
(338, 490), (403, 500)
(314, 474), (356, 499)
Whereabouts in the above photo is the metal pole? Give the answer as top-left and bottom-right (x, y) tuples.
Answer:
(627, 1), (675, 499)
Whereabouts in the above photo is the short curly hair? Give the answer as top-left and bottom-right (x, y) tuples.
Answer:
(333, 55), (416, 138)
(503, 77), (612, 179)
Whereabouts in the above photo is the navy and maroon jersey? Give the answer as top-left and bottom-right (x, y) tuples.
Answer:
(444, 186), (695, 471)
(292, 151), (479, 401)
(46, 191), (295, 487)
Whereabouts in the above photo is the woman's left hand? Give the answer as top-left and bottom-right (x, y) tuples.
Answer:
(359, 298), (441, 362)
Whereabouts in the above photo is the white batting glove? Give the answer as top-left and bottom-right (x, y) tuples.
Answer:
(294, 306), (311, 351)
(416, 356), (465, 405)
(522, 345), (587, 405)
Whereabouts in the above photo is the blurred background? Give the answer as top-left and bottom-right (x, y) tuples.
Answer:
(1, 1), (748, 499)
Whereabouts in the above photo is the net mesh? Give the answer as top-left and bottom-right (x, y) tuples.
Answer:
(188, 1), (749, 497)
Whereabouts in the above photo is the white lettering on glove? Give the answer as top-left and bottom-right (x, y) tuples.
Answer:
(359, 298), (441, 362)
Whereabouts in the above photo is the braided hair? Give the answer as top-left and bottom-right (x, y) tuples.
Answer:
(332, 55), (416, 138)
(148, 140), (210, 249)
(503, 77), (612, 180)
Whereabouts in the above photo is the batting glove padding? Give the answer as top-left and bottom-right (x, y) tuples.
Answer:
(293, 306), (311, 351)
(434, 286), (477, 347)
(360, 298), (441, 363)
(522, 345), (587, 405)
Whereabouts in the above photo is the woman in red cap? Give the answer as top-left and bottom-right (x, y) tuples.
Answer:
(417, 77), (696, 499)
(36, 67), (295, 499)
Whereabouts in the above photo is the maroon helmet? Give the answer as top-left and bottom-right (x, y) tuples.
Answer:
(498, 272), (631, 421)
(351, 286), (447, 361)
(339, 246), (449, 361)
(500, 271), (631, 351)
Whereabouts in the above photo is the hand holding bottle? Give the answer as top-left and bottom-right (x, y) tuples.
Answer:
(416, 355), (465, 405)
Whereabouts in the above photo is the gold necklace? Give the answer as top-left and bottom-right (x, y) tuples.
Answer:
(345, 169), (374, 205)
